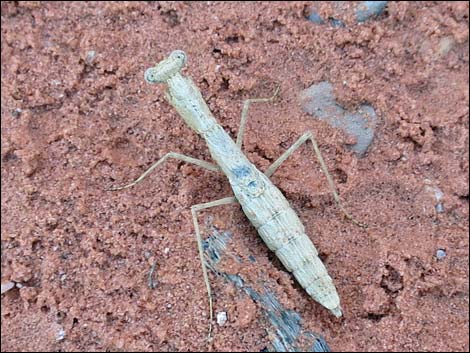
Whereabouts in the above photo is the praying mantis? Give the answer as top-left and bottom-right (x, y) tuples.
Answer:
(109, 50), (365, 338)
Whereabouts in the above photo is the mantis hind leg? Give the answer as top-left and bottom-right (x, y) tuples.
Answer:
(191, 196), (238, 340)
(265, 131), (367, 228)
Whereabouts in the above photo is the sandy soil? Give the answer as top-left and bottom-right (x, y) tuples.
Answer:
(1, 1), (468, 351)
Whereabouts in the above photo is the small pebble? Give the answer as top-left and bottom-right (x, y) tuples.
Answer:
(432, 186), (444, 213)
(307, 12), (345, 28)
(328, 17), (346, 28)
(12, 108), (22, 118)
(307, 11), (324, 24)
(356, 1), (388, 23)
(424, 182), (445, 214)
(435, 203), (445, 213)
(216, 311), (227, 326)
(56, 328), (66, 341)
(433, 186), (444, 202)
(436, 249), (446, 260)
(86, 50), (96, 64)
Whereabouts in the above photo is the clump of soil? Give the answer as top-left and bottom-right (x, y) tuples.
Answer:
(1, 2), (468, 351)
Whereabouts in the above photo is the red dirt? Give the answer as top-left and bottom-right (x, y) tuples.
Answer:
(1, 1), (468, 351)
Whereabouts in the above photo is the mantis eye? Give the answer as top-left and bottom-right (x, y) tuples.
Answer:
(144, 67), (159, 84)
(170, 50), (187, 65)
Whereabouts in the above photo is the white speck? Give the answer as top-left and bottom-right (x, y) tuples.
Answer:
(436, 249), (446, 260)
(86, 50), (96, 64)
(56, 328), (66, 341)
(216, 311), (227, 326)
(15, 282), (23, 289)
(12, 108), (22, 117)
(166, 303), (172, 309)
(425, 182), (445, 213)
(433, 187), (444, 201)
(164, 247), (170, 255)
(215, 65), (221, 72)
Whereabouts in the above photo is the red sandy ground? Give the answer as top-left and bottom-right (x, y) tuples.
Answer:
(1, 1), (468, 351)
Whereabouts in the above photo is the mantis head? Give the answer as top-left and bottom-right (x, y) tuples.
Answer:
(145, 50), (187, 84)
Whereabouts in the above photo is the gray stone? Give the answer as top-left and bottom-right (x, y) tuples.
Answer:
(300, 82), (377, 157)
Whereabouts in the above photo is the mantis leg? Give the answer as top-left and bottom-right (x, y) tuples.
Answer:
(107, 152), (220, 191)
(265, 131), (367, 228)
(191, 196), (238, 340)
(236, 86), (280, 149)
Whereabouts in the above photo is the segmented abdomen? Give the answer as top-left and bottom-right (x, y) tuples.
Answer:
(231, 169), (342, 317)
(257, 207), (341, 316)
